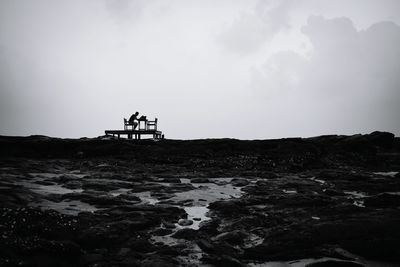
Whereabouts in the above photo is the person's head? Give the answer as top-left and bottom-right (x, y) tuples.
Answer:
(135, 111), (139, 115)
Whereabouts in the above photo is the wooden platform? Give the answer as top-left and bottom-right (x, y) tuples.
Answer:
(105, 130), (163, 140)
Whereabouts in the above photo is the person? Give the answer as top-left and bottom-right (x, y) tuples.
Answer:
(128, 112), (139, 130)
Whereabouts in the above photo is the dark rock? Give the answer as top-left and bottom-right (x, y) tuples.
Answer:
(324, 189), (346, 196)
(82, 253), (104, 264)
(306, 260), (364, 267)
(214, 230), (246, 245)
(127, 238), (155, 253)
(364, 193), (400, 207)
(162, 221), (176, 229)
(165, 178), (181, 183)
(153, 228), (173, 236)
(118, 247), (131, 256)
(171, 228), (197, 239)
(178, 219), (193, 226)
(368, 131), (395, 148)
(191, 178), (210, 183)
(209, 200), (248, 215)
(202, 254), (244, 267)
(197, 239), (215, 253)
(231, 178), (249, 187)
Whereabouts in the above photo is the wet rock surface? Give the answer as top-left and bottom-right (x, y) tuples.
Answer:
(0, 132), (400, 266)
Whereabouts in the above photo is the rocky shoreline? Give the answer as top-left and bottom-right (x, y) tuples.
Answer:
(1, 132), (400, 266)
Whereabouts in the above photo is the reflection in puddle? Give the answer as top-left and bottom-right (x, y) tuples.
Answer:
(181, 206), (211, 230)
(150, 177), (244, 249)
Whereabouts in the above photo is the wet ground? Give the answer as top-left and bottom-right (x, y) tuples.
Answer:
(1, 132), (400, 266)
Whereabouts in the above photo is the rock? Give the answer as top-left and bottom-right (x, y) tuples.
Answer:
(324, 189), (346, 196)
(127, 238), (155, 253)
(162, 221), (176, 229)
(209, 200), (249, 215)
(197, 239), (215, 253)
(306, 260), (364, 267)
(202, 254), (244, 267)
(364, 193), (400, 207)
(178, 219), (193, 226)
(191, 178), (210, 183)
(368, 131), (395, 148)
(231, 178), (249, 187)
(214, 230), (246, 245)
(153, 228), (173, 236)
(140, 256), (177, 267)
(169, 178), (182, 183)
(171, 228), (197, 239)
(117, 247), (131, 256)
(81, 253), (104, 264)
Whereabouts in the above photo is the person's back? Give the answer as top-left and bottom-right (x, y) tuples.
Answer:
(128, 112), (139, 129)
(129, 112), (139, 124)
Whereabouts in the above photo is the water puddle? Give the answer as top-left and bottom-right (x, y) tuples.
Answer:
(173, 179), (242, 206)
(344, 191), (367, 198)
(309, 177), (326, 184)
(180, 206), (211, 230)
(29, 173), (64, 179)
(110, 188), (131, 197)
(373, 171), (398, 177)
(20, 181), (83, 195)
(149, 177), (244, 250)
(282, 189), (297, 194)
(344, 191), (367, 208)
(134, 191), (160, 205)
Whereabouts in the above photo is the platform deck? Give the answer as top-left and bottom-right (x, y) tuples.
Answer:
(105, 129), (163, 139)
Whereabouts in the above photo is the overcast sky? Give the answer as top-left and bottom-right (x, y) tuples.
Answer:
(1, 0), (399, 139)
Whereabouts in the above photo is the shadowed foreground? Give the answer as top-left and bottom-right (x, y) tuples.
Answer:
(1, 132), (400, 266)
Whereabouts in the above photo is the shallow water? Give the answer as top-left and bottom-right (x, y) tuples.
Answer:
(26, 183), (83, 195)
(134, 191), (160, 205)
(373, 171), (399, 177)
(109, 188), (131, 197)
(181, 206), (211, 230)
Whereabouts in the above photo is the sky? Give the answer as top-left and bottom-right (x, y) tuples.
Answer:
(0, 0), (399, 139)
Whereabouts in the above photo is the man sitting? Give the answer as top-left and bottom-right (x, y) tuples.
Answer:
(127, 111), (139, 130)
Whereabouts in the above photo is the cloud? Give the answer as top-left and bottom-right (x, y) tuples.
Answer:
(252, 16), (400, 133)
(104, 0), (145, 22)
(217, 0), (293, 54)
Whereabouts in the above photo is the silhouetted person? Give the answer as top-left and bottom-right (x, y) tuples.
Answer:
(128, 111), (139, 130)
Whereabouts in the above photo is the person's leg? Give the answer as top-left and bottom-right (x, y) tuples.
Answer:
(133, 122), (138, 130)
